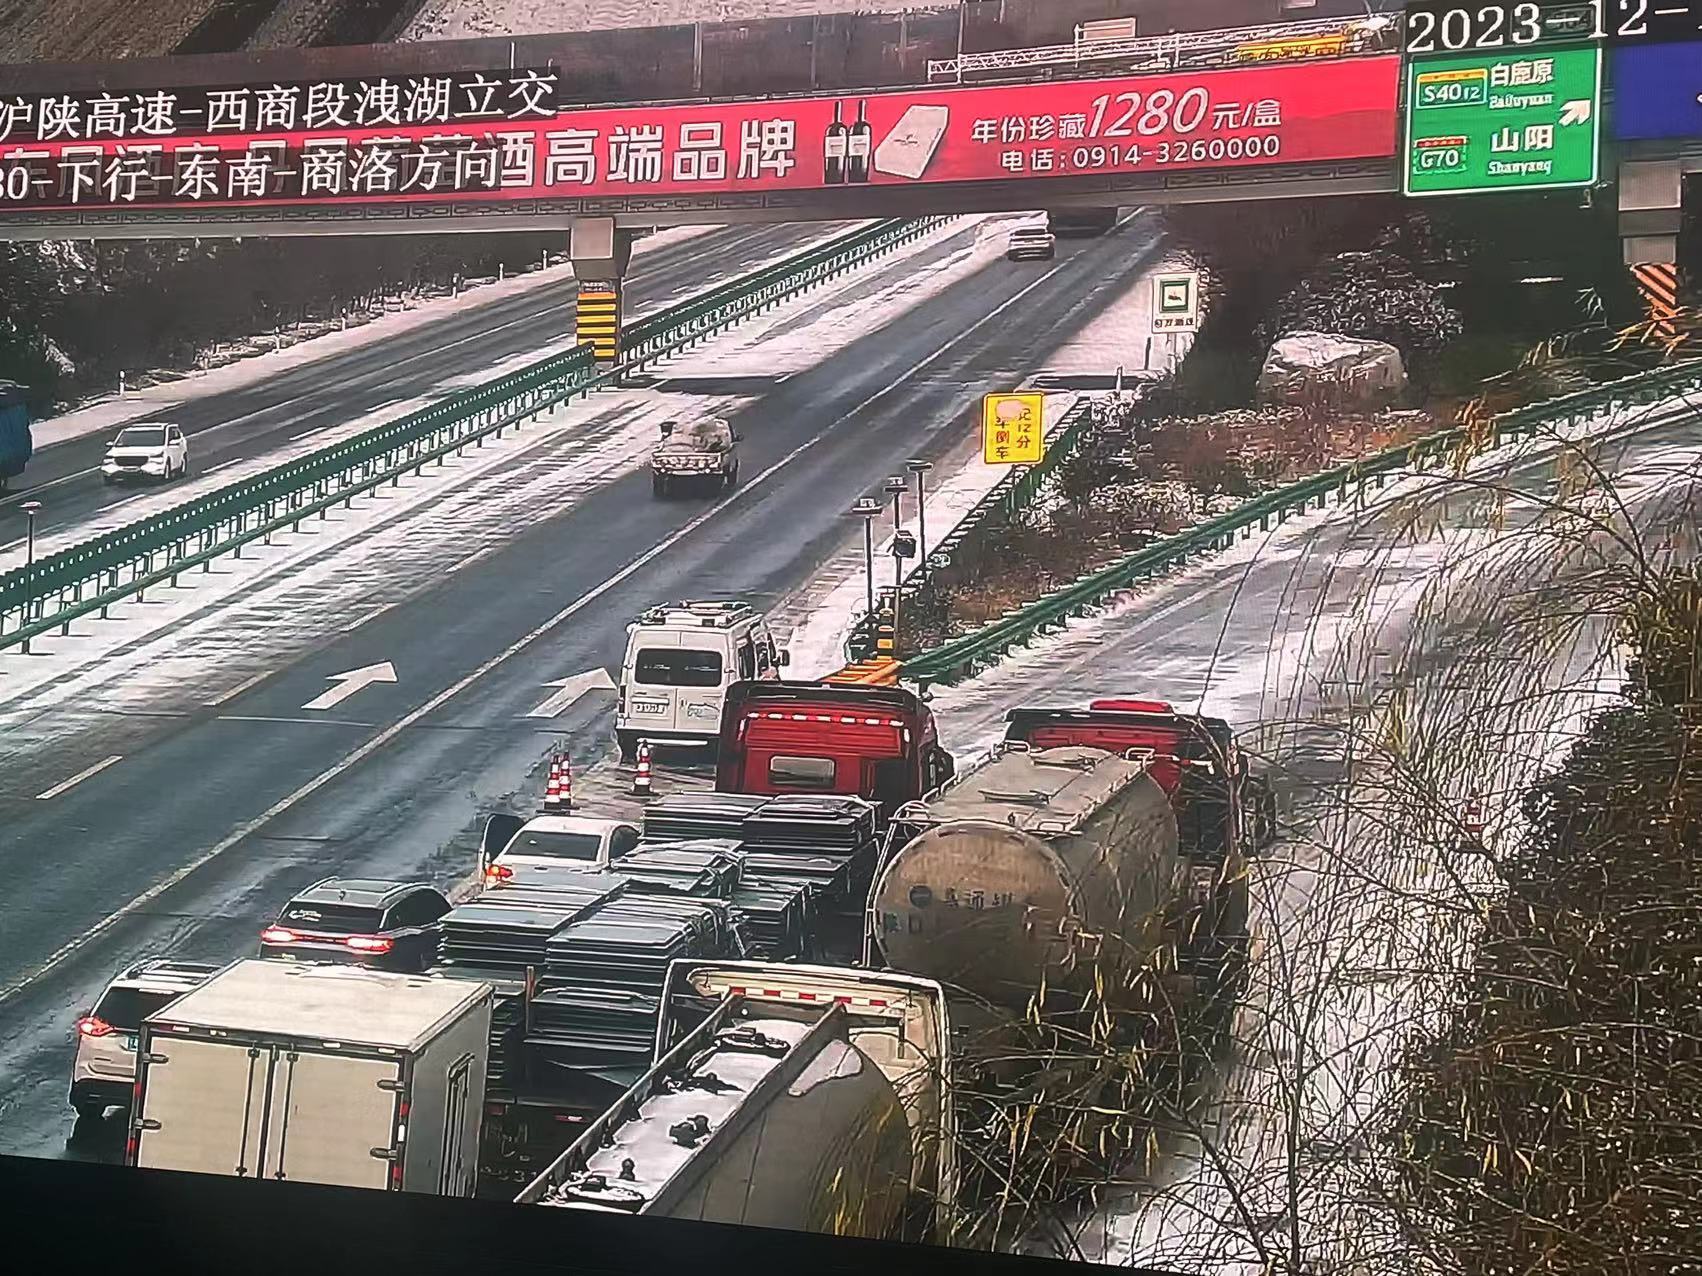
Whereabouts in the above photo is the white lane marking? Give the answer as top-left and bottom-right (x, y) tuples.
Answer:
(343, 603), (396, 633)
(300, 662), (398, 711)
(0, 245), (1062, 1005)
(34, 755), (123, 801)
(218, 714), (375, 727)
(203, 667), (276, 707)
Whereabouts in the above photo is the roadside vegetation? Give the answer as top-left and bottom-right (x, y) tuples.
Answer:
(896, 194), (1692, 657)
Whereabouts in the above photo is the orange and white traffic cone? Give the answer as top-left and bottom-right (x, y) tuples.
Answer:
(559, 757), (573, 811)
(542, 755), (566, 814)
(632, 740), (654, 798)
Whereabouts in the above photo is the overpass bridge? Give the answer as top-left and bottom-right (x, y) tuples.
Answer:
(0, 12), (1406, 247)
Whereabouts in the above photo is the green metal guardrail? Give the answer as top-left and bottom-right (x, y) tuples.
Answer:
(0, 216), (951, 654)
(902, 357), (1702, 686)
(844, 393), (1100, 661)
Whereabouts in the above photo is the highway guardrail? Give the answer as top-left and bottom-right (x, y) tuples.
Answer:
(844, 393), (1100, 661)
(0, 215), (951, 655)
(901, 357), (1702, 686)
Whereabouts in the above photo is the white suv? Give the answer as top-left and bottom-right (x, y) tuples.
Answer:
(615, 601), (788, 759)
(101, 422), (189, 485)
(69, 959), (219, 1120)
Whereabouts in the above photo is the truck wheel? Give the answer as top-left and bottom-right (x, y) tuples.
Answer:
(72, 1096), (106, 1120)
(724, 465), (739, 490)
(617, 732), (638, 763)
(652, 474), (668, 499)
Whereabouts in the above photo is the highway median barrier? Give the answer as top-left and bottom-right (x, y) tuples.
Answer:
(900, 357), (1702, 688)
(0, 215), (953, 657)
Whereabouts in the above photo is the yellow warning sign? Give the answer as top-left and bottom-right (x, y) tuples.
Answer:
(981, 393), (1044, 465)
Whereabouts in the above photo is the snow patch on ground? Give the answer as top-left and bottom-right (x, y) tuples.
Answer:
(663, 213), (1020, 378)
(405, 0), (942, 42)
(911, 388), (1702, 1272)
(26, 224), (717, 453)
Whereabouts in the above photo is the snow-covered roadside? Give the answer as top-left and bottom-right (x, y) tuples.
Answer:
(404, 0), (936, 42)
(28, 223), (724, 452)
(898, 389), (1702, 1269)
(775, 392), (1080, 677)
(0, 216), (993, 750)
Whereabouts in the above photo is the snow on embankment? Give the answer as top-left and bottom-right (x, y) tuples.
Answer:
(403, 0), (945, 42)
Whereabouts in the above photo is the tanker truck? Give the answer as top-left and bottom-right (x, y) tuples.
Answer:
(517, 960), (958, 1244)
(868, 739), (1252, 1231)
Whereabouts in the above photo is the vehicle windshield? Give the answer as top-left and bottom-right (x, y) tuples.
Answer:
(634, 648), (724, 687)
(113, 427), (166, 447)
(276, 902), (384, 933)
(91, 986), (181, 1031)
(501, 830), (604, 862)
(666, 418), (731, 449)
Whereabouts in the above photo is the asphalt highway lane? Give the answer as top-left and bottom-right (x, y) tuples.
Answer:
(0, 221), (846, 545)
(0, 212), (1170, 1159)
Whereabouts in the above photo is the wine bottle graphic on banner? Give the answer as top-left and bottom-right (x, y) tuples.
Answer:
(846, 100), (872, 183)
(824, 100), (848, 184)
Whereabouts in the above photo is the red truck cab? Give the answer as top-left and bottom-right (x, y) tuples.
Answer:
(1003, 697), (1272, 858)
(716, 681), (954, 818)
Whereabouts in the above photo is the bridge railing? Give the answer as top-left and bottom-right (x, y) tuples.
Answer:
(901, 358), (1702, 686)
(0, 215), (951, 654)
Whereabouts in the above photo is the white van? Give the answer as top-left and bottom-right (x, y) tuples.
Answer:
(616, 601), (787, 759)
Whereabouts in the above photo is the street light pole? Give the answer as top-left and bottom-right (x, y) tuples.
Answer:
(21, 499), (42, 655)
(906, 458), (934, 569)
(848, 497), (882, 625)
(883, 476), (908, 655)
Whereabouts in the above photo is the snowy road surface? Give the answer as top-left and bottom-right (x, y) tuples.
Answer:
(0, 210), (1170, 1160)
(0, 221), (849, 553)
(912, 394), (1701, 1270)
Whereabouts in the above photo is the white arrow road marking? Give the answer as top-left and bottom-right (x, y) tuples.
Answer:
(1560, 99), (1593, 126)
(301, 662), (397, 711)
(526, 668), (616, 719)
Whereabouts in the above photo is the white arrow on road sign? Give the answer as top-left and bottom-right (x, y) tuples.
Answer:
(301, 662), (398, 712)
(526, 668), (616, 719)
(1560, 99), (1592, 126)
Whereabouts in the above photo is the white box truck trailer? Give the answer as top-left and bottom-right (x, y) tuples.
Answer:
(129, 959), (492, 1196)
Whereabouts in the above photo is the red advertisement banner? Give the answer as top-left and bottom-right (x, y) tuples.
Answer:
(0, 57), (1399, 212)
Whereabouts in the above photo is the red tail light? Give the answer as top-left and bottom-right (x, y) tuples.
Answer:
(484, 864), (514, 883)
(126, 1134), (139, 1162)
(76, 1016), (115, 1038)
(396, 1100), (410, 1119)
(260, 926), (300, 945)
(346, 935), (394, 954)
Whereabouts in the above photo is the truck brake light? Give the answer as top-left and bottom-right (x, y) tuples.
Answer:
(485, 864), (514, 883)
(259, 926), (300, 945)
(346, 935), (395, 954)
(75, 1016), (115, 1037)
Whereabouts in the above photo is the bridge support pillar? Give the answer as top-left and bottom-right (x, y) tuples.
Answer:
(570, 217), (635, 364)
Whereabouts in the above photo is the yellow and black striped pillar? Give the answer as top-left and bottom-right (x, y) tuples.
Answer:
(1632, 261), (1681, 344)
(575, 281), (622, 363)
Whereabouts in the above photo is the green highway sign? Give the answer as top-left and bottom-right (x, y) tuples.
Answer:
(1403, 45), (1601, 197)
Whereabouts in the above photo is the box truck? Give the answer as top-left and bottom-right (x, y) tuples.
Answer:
(129, 959), (492, 1195)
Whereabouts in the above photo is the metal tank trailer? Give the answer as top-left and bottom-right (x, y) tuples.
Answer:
(870, 740), (1252, 1233)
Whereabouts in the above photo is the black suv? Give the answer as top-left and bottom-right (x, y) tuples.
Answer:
(259, 878), (450, 973)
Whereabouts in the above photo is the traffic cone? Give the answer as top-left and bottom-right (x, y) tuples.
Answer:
(542, 755), (566, 814)
(632, 740), (654, 798)
(559, 757), (573, 811)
